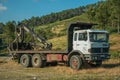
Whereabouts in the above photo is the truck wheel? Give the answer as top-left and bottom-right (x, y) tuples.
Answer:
(20, 54), (31, 67)
(32, 54), (45, 68)
(69, 55), (82, 70)
(90, 61), (102, 67)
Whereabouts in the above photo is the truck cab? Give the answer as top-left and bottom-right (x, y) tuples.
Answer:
(73, 29), (110, 61)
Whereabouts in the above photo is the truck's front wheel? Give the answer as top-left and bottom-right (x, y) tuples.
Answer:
(20, 54), (31, 67)
(32, 54), (45, 68)
(69, 55), (82, 70)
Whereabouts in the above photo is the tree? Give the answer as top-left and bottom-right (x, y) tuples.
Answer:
(3, 21), (15, 45)
(95, 1), (110, 29)
(0, 22), (4, 34)
(109, 0), (120, 33)
(0, 22), (5, 50)
(86, 4), (97, 22)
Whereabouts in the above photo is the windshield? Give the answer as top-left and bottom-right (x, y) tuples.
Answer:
(89, 32), (108, 42)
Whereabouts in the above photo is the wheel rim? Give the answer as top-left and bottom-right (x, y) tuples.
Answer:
(22, 58), (27, 65)
(20, 54), (31, 67)
(34, 58), (39, 65)
(71, 57), (79, 69)
(32, 54), (44, 68)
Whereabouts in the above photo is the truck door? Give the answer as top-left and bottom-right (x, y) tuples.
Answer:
(76, 32), (87, 53)
(73, 33), (78, 50)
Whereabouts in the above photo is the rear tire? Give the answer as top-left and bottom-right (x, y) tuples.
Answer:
(69, 55), (82, 70)
(20, 54), (31, 67)
(32, 54), (45, 68)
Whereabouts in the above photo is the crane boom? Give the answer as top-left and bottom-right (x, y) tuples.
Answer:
(22, 25), (52, 50)
(23, 25), (46, 43)
(9, 24), (52, 51)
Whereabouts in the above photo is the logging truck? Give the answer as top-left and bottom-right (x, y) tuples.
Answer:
(8, 22), (110, 70)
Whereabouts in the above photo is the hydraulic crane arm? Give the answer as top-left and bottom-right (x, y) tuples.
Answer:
(22, 25), (52, 49)
(12, 24), (52, 50)
(22, 25), (46, 43)
(23, 25), (52, 50)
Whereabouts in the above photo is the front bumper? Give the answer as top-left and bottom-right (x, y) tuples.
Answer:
(84, 53), (110, 61)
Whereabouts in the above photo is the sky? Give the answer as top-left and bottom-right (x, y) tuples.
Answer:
(0, 0), (100, 24)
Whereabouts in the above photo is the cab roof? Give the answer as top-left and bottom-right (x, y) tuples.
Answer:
(68, 22), (97, 30)
(74, 29), (108, 33)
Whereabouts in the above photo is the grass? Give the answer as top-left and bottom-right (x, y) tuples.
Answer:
(0, 59), (120, 80)
(48, 36), (67, 50)
(109, 33), (120, 51)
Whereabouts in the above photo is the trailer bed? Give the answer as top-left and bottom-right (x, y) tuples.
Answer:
(10, 50), (68, 54)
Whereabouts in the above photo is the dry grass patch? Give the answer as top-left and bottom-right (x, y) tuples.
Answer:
(109, 34), (120, 51)
(49, 36), (67, 50)
(0, 59), (120, 80)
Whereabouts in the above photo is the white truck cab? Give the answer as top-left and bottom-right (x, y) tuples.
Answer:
(73, 29), (110, 61)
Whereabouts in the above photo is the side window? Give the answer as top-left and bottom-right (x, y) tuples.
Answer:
(74, 33), (77, 41)
(78, 33), (82, 40)
(78, 33), (87, 41)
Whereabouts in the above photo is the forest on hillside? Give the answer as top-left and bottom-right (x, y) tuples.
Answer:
(0, 0), (119, 52)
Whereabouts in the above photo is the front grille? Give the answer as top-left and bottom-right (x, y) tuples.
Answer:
(91, 48), (109, 53)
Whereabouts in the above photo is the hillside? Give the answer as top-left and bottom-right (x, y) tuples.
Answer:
(36, 13), (90, 30)
(33, 13), (90, 50)
(34, 13), (91, 39)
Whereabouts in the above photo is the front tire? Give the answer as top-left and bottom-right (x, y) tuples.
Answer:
(20, 54), (31, 67)
(69, 55), (83, 70)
